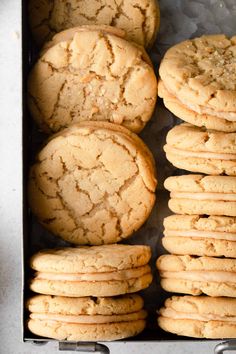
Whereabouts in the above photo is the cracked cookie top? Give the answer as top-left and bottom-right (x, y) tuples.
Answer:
(159, 34), (236, 112)
(28, 0), (160, 47)
(165, 123), (236, 154)
(28, 121), (157, 245)
(161, 295), (236, 317)
(27, 294), (144, 315)
(156, 254), (236, 273)
(164, 215), (236, 234)
(30, 244), (152, 273)
(28, 27), (157, 134)
(164, 174), (236, 194)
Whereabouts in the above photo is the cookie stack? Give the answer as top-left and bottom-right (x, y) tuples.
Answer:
(27, 245), (152, 340)
(158, 34), (236, 133)
(27, 119), (156, 343)
(27, 0), (159, 342)
(157, 34), (236, 338)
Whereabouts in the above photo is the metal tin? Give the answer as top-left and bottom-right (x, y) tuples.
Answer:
(21, 0), (235, 352)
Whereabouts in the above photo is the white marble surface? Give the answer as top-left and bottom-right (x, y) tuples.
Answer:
(0, 0), (229, 353)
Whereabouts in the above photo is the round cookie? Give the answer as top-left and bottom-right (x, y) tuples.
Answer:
(159, 34), (236, 114)
(163, 214), (236, 258)
(158, 296), (236, 338)
(28, 27), (157, 134)
(27, 294), (147, 341)
(29, 245), (153, 297)
(164, 123), (236, 175)
(28, 0), (160, 48)
(156, 254), (236, 297)
(158, 80), (236, 132)
(28, 122), (157, 245)
(164, 174), (236, 217)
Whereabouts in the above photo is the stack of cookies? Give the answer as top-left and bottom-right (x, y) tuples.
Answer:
(158, 34), (236, 133)
(26, 121), (157, 342)
(26, 0), (160, 342)
(27, 245), (152, 340)
(156, 34), (236, 339)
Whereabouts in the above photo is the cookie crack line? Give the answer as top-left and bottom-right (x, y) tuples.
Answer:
(102, 34), (119, 79)
(29, 1), (57, 42)
(49, 79), (68, 123)
(69, 4), (108, 22)
(133, 4), (148, 43)
(111, 0), (131, 26)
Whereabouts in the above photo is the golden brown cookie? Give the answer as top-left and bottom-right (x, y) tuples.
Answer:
(28, 27), (157, 134)
(27, 294), (147, 341)
(164, 174), (236, 217)
(156, 254), (236, 297)
(163, 214), (236, 258)
(28, 122), (157, 245)
(159, 35), (236, 114)
(28, 0), (160, 47)
(158, 80), (236, 132)
(164, 123), (236, 175)
(29, 245), (153, 297)
(158, 295), (236, 338)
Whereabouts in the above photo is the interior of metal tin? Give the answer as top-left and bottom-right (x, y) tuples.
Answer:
(21, 0), (235, 345)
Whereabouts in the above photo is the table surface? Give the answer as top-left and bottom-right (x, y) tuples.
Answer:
(0, 0), (228, 353)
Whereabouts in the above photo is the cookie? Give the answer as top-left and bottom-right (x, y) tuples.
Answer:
(29, 245), (153, 297)
(164, 123), (236, 175)
(27, 26), (157, 134)
(158, 295), (236, 338)
(28, 122), (157, 245)
(158, 80), (236, 132)
(159, 35), (236, 116)
(164, 174), (236, 216)
(163, 214), (236, 258)
(27, 294), (147, 341)
(28, 0), (160, 47)
(156, 254), (236, 297)
(41, 25), (153, 67)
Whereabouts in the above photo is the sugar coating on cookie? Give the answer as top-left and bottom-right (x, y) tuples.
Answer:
(27, 294), (147, 340)
(163, 215), (236, 258)
(28, 28), (157, 133)
(28, 122), (156, 244)
(158, 296), (236, 338)
(164, 123), (236, 175)
(157, 255), (236, 297)
(164, 174), (236, 216)
(159, 34), (236, 113)
(28, 0), (160, 47)
(158, 80), (236, 132)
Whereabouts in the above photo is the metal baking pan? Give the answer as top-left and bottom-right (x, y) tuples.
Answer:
(21, 0), (236, 352)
